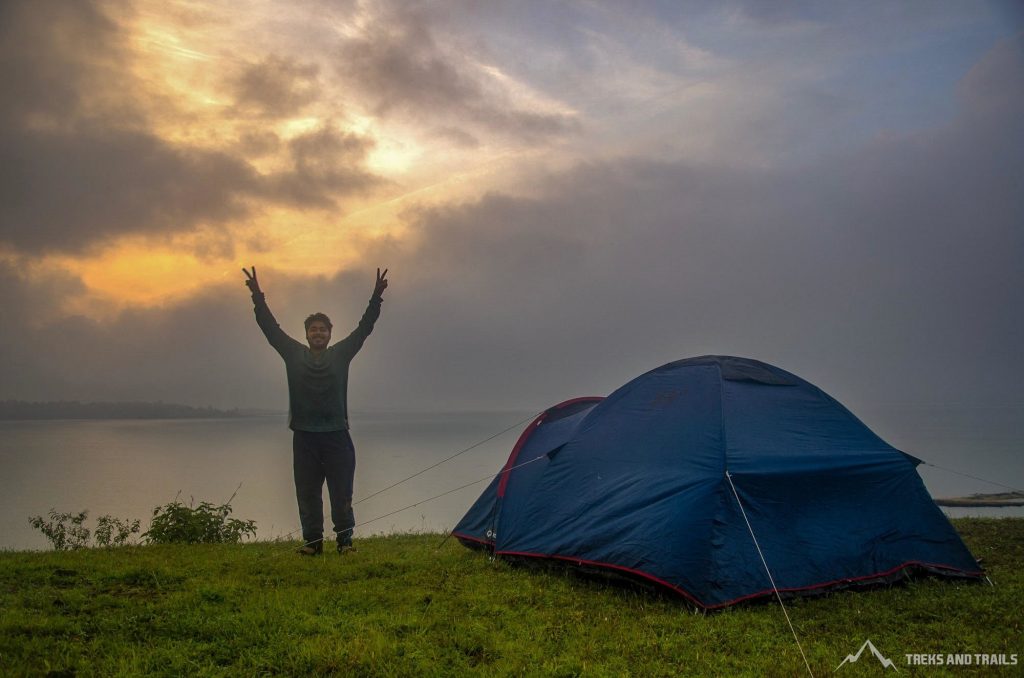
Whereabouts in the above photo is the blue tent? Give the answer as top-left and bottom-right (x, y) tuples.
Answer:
(454, 356), (983, 608)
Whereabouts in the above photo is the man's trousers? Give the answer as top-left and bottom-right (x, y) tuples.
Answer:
(292, 429), (356, 547)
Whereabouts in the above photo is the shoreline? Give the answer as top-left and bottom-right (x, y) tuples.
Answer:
(935, 492), (1024, 508)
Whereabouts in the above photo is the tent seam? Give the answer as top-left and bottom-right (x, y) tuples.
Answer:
(488, 548), (984, 609)
(709, 362), (730, 600)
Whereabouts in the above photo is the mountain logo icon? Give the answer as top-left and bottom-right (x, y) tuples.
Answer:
(836, 639), (898, 671)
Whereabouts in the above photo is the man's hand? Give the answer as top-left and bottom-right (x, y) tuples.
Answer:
(374, 267), (389, 299)
(243, 266), (261, 294)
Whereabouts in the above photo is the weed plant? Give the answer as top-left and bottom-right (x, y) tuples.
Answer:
(29, 493), (255, 549)
(144, 498), (256, 545)
(27, 511), (141, 550)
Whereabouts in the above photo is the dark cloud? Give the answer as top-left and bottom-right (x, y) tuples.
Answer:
(0, 262), (101, 400)
(264, 125), (382, 209)
(0, 1), (380, 255)
(0, 0), (122, 127)
(231, 55), (321, 119)
(0, 1), (256, 253)
(0, 118), (381, 253)
(237, 130), (283, 158)
(337, 6), (579, 141)
(0, 0), (248, 253)
(0, 125), (258, 252)
(345, 10), (478, 113)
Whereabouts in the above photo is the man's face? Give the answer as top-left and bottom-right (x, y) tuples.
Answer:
(306, 320), (331, 350)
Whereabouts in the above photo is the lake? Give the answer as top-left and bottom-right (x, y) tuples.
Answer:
(1, 405), (1021, 550)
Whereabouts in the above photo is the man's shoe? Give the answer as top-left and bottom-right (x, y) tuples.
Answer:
(297, 542), (323, 556)
(337, 541), (357, 555)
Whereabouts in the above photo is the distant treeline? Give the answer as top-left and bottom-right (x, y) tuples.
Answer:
(0, 400), (276, 420)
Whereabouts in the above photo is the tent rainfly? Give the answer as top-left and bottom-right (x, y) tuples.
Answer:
(454, 355), (983, 608)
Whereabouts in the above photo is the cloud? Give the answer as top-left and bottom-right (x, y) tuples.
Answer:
(0, 1), (254, 253)
(352, 36), (1023, 410)
(0, 119), (381, 253)
(265, 124), (382, 209)
(3, 82), (1020, 409)
(0, 7), (1018, 417)
(0, 125), (259, 253)
(336, 5), (579, 142)
(0, 257), (397, 410)
(2, 30), (1020, 411)
(0, 1), (382, 255)
(230, 55), (321, 119)
(0, 0), (122, 127)
(0, 257), (283, 407)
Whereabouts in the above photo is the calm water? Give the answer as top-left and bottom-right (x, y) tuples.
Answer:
(1, 406), (1021, 551)
(0, 412), (534, 551)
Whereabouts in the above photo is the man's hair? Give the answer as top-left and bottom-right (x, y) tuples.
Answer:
(304, 312), (333, 331)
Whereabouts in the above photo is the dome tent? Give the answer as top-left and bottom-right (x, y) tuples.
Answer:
(454, 356), (983, 609)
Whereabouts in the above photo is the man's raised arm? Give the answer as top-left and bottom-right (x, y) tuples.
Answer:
(334, 268), (388, 355)
(244, 266), (301, 356)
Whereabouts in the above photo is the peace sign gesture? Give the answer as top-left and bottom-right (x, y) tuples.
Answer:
(374, 267), (389, 299)
(242, 266), (261, 294)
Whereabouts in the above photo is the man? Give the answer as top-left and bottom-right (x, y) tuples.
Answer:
(243, 266), (388, 555)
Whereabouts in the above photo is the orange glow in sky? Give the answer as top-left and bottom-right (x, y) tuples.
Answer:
(27, 0), (573, 316)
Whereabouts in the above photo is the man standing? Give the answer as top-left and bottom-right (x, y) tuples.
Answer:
(243, 266), (388, 555)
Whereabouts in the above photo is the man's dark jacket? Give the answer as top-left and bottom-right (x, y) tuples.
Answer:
(252, 292), (381, 431)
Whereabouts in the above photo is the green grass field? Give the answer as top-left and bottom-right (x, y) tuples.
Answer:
(1, 518), (1020, 676)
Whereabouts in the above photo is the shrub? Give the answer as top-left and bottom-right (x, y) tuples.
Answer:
(29, 489), (256, 549)
(94, 515), (142, 547)
(28, 510), (91, 550)
(28, 510), (143, 550)
(144, 497), (257, 544)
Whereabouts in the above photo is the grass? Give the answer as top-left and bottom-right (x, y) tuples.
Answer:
(1, 519), (1021, 676)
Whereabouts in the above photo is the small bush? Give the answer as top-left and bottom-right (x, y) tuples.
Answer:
(29, 510), (142, 550)
(144, 498), (257, 544)
(95, 515), (142, 547)
(28, 510), (91, 550)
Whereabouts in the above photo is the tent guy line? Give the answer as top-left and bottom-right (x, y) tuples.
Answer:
(267, 450), (553, 556)
(351, 410), (542, 507)
(726, 470), (814, 678)
(921, 462), (1024, 495)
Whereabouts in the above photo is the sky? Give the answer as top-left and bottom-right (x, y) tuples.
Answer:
(1, 0), (1022, 415)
